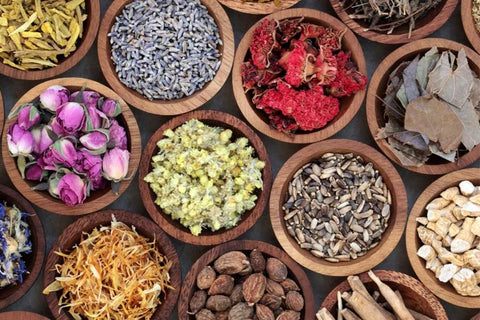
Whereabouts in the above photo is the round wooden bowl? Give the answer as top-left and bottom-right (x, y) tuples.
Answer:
(320, 270), (448, 319)
(1, 77), (141, 215)
(217, 0), (301, 14)
(0, 0), (100, 80)
(366, 38), (480, 175)
(97, 0), (234, 116)
(462, 0), (480, 54)
(232, 8), (367, 144)
(406, 168), (480, 308)
(177, 239), (316, 319)
(139, 110), (272, 246)
(0, 185), (45, 310)
(270, 139), (408, 276)
(44, 209), (181, 320)
(329, 0), (457, 44)
(0, 311), (50, 320)
(0, 90), (4, 136)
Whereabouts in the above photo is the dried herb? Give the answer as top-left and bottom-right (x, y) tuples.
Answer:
(473, 0), (480, 34)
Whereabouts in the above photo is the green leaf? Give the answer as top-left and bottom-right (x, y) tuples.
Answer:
(17, 155), (26, 179)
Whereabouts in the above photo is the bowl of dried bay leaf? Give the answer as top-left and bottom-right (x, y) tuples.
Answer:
(366, 38), (480, 175)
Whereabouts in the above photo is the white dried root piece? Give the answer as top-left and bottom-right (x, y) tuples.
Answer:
(472, 217), (480, 237)
(460, 181), (476, 196)
(450, 268), (480, 296)
(417, 245), (436, 262)
(463, 249), (480, 269)
(427, 203), (456, 222)
(449, 223), (460, 238)
(316, 308), (335, 320)
(416, 217), (428, 226)
(440, 186), (460, 201)
(451, 217), (475, 253)
(438, 263), (460, 283)
(426, 217), (451, 238)
(426, 197), (450, 210)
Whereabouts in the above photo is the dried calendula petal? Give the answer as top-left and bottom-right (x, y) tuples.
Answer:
(0, 0), (87, 70)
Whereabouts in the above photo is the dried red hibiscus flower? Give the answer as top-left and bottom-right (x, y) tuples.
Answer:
(242, 17), (367, 134)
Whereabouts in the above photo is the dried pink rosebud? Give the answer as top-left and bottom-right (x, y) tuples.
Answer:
(108, 119), (127, 150)
(25, 164), (45, 181)
(69, 90), (101, 108)
(51, 138), (77, 168)
(31, 125), (54, 155)
(17, 104), (40, 130)
(56, 102), (86, 135)
(57, 173), (87, 206)
(79, 131), (108, 154)
(101, 99), (122, 118)
(102, 147), (130, 183)
(39, 85), (70, 113)
(7, 123), (34, 157)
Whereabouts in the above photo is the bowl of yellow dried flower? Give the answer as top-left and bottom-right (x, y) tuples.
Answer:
(0, 0), (100, 80)
(217, 0), (301, 15)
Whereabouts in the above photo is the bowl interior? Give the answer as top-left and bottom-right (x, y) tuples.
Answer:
(462, 0), (480, 54)
(0, 90), (4, 136)
(217, 0), (300, 14)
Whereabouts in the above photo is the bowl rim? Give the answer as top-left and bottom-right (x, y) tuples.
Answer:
(138, 109), (273, 246)
(217, 0), (301, 14)
(0, 184), (45, 310)
(328, 0), (458, 44)
(365, 38), (480, 175)
(0, 311), (51, 320)
(177, 239), (316, 319)
(43, 209), (181, 320)
(97, 0), (234, 116)
(0, 0), (100, 81)
(0, 90), (4, 136)
(461, 0), (480, 54)
(405, 168), (480, 308)
(269, 138), (408, 276)
(319, 269), (448, 319)
(1, 77), (141, 216)
(232, 8), (367, 144)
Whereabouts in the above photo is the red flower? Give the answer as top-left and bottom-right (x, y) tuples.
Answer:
(278, 17), (303, 44)
(328, 51), (367, 97)
(308, 46), (337, 85)
(249, 19), (278, 69)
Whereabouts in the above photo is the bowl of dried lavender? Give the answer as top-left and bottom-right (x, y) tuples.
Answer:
(232, 8), (367, 144)
(217, 0), (301, 15)
(366, 38), (480, 175)
(462, 0), (480, 54)
(97, 0), (234, 116)
(329, 0), (457, 44)
(0, 0), (100, 80)
(0, 184), (45, 310)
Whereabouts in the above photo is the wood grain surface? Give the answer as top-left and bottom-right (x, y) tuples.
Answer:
(320, 270), (448, 319)
(97, 0), (234, 115)
(217, 0), (300, 14)
(0, 90), (3, 137)
(138, 110), (273, 246)
(0, 0), (100, 80)
(329, 0), (458, 44)
(0, 311), (50, 320)
(1, 78), (141, 215)
(0, 185), (45, 310)
(177, 239), (315, 319)
(232, 8), (367, 144)
(43, 210), (181, 320)
(462, 0), (480, 54)
(406, 168), (480, 308)
(366, 38), (480, 175)
(270, 139), (408, 276)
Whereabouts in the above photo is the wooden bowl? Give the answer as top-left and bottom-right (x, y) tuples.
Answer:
(366, 38), (480, 175)
(0, 185), (45, 310)
(97, 0), (234, 115)
(0, 0), (100, 80)
(232, 8), (367, 144)
(1, 77), (141, 215)
(406, 168), (480, 308)
(329, 0), (457, 44)
(462, 0), (480, 54)
(270, 139), (408, 276)
(44, 209), (181, 320)
(320, 270), (448, 319)
(0, 311), (50, 320)
(217, 0), (301, 14)
(0, 90), (3, 136)
(177, 239), (316, 319)
(139, 110), (272, 246)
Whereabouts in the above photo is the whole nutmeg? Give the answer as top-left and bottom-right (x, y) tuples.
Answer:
(266, 258), (288, 282)
(214, 251), (250, 275)
(238, 263), (253, 276)
(256, 303), (275, 320)
(197, 266), (216, 290)
(280, 278), (300, 292)
(266, 278), (285, 298)
(230, 284), (244, 304)
(284, 291), (304, 312)
(228, 302), (254, 320)
(250, 249), (266, 272)
(190, 290), (207, 314)
(206, 295), (232, 312)
(260, 293), (282, 310)
(216, 310), (229, 320)
(195, 309), (216, 320)
(243, 272), (267, 306)
(208, 274), (235, 295)
(276, 310), (301, 320)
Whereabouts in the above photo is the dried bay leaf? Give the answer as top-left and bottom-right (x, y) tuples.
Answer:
(403, 55), (420, 102)
(429, 142), (457, 162)
(396, 83), (408, 108)
(416, 47), (439, 90)
(470, 77), (480, 108)
(387, 136), (430, 167)
(448, 99), (480, 151)
(392, 131), (430, 152)
(404, 95), (463, 153)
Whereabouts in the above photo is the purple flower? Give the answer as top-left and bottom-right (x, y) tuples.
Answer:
(79, 131), (108, 153)
(70, 90), (101, 108)
(39, 85), (69, 113)
(38, 149), (56, 170)
(75, 149), (102, 180)
(51, 138), (77, 168)
(49, 117), (65, 136)
(17, 104), (40, 130)
(85, 104), (110, 130)
(56, 102), (86, 135)
(108, 120), (127, 150)
(57, 173), (87, 206)
(25, 164), (44, 181)
(102, 147), (130, 182)
(7, 124), (34, 157)
(31, 125), (54, 155)
(90, 175), (108, 191)
(101, 99), (122, 118)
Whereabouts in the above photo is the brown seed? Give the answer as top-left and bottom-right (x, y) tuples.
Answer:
(243, 272), (267, 306)
(189, 290), (207, 314)
(273, 308), (284, 318)
(228, 302), (254, 320)
(208, 274), (235, 295)
(276, 310), (301, 320)
(197, 266), (216, 290)
(280, 278), (300, 291)
(250, 249), (266, 272)
(214, 251), (250, 275)
(256, 303), (275, 320)
(266, 278), (285, 297)
(284, 291), (304, 312)
(238, 263), (253, 276)
(266, 258), (288, 282)
(216, 310), (229, 320)
(195, 309), (216, 320)
(260, 293), (282, 310)
(206, 295), (232, 312)
(230, 284), (244, 304)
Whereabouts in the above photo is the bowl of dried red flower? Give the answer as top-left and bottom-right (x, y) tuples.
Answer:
(366, 38), (480, 175)
(232, 8), (367, 144)
(217, 0), (301, 15)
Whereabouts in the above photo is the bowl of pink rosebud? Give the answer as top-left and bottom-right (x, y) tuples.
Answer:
(1, 77), (141, 215)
